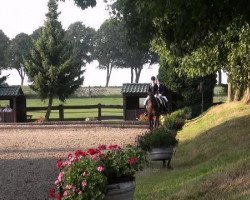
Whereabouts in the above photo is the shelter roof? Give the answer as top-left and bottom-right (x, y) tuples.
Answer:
(0, 86), (24, 97)
(121, 83), (150, 94)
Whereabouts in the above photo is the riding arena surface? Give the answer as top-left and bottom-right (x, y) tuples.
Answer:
(0, 123), (147, 200)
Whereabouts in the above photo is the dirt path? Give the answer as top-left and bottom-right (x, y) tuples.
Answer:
(0, 127), (145, 200)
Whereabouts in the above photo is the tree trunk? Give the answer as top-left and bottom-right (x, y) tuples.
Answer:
(242, 71), (250, 104)
(227, 81), (233, 102)
(16, 66), (25, 86)
(218, 70), (222, 85)
(105, 64), (113, 87)
(135, 67), (142, 83)
(130, 67), (134, 83)
(45, 95), (53, 121)
(20, 75), (24, 86)
(242, 87), (250, 103)
(233, 88), (241, 101)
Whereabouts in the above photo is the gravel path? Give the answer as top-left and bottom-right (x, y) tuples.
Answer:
(0, 127), (146, 200)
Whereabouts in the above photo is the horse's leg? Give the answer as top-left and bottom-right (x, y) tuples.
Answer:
(149, 116), (153, 130)
(154, 115), (159, 128)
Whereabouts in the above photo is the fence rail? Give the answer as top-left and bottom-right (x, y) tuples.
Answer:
(27, 104), (123, 121)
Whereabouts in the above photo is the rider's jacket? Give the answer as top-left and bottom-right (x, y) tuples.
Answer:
(158, 83), (168, 96)
(148, 83), (158, 95)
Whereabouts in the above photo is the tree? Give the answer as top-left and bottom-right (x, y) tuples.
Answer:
(60, 0), (96, 10)
(93, 19), (124, 86)
(0, 30), (9, 85)
(5, 33), (32, 86)
(31, 27), (44, 40)
(25, 0), (84, 121)
(120, 43), (156, 83)
(110, 0), (250, 102)
(0, 30), (9, 69)
(66, 22), (95, 78)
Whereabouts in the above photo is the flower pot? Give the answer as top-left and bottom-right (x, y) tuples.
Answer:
(149, 147), (174, 161)
(105, 181), (136, 200)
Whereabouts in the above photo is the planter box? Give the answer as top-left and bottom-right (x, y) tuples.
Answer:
(106, 181), (136, 200)
(149, 147), (174, 168)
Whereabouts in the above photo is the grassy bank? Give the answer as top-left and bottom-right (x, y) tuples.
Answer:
(135, 102), (250, 200)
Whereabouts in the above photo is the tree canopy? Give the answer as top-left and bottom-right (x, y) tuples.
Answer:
(5, 33), (32, 85)
(66, 21), (95, 75)
(93, 19), (124, 86)
(109, 0), (250, 102)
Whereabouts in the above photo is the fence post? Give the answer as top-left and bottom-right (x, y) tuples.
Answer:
(59, 104), (64, 121)
(98, 103), (101, 121)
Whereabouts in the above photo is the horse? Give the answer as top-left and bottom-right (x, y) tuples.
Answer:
(145, 93), (161, 130)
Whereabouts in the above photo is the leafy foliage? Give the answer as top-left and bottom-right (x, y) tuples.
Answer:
(0, 30), (9, 69)
(93, 19), (124, 86)
(60, 0), (97, 10)
(50, 145), (147, 199)
(5, 33), (32, 85)
(25, 0), (83, 120)
(161, 109), (187, 131)
(137, 127), (178, 151)
(109, 0), (250, 102)
(66, 22), (95, 75)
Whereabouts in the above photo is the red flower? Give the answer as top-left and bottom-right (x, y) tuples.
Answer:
(128, 157), (137, 165)
(56, 159), (63, 169)
(57, 193), (61, 200)
(108, 144), (121, 150)
(48, 188), (55, 198)
(98, 145), (107, 150)
(68, 153), (74, 161)
(75, 150), (87, 158)
(88, 148), (98, 155)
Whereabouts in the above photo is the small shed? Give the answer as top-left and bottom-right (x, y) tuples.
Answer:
(121, 83), (150, 120)
(0, 86), (26, 122)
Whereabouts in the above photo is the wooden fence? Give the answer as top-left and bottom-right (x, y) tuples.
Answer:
(0, 111), (16, 123)
(26, 104), (123, 121)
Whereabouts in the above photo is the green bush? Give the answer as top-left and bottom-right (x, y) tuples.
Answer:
(161, 109), (187, 130)
(214, 84), (228, 96)
(137, 127), (178, 151)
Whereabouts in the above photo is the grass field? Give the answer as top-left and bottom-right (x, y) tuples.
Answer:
(135, 102), (250, 200)
(26, 97), (123, 120)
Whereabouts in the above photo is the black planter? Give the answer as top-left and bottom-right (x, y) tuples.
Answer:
(105, 180), (136, 200)
(149, 147), (174, 168)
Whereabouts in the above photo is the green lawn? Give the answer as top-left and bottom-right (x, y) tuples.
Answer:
(26, 97), (123, 120)
(135, 102), (250, 200)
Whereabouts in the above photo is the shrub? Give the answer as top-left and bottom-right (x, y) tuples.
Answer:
(161, 109), (187, 130)
(137, 127), (178, 151)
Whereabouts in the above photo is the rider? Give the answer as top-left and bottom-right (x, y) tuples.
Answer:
(156, 77), (168, 112)
(144, 76), (158, 109)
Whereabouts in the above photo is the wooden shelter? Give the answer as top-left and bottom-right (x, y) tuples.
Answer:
(0, 86), (26, 122)
(121, 83), (150, 120)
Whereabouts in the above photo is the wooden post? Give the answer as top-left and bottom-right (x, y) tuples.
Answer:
(98, 103), (102, 121)
(59, 104), (64, 121)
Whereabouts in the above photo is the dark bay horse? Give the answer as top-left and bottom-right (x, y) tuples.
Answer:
(145, 93), (161, 130)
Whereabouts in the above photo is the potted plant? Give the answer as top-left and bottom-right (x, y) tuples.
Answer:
(137, 127), (178, 168)
(49, 144), (148, 200)
(160, 109), (187, 135)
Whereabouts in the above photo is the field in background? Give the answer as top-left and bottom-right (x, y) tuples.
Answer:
(27, 97), (123, 120)
(21, 86), (123, 120)
(20, 85), (228, 120)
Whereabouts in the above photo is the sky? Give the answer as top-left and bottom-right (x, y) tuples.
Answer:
(0, 0), (159, 86)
